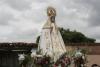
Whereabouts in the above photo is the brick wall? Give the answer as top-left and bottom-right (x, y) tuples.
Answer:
(65, 43), (100, 55)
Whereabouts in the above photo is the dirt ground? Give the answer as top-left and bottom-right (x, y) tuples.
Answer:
(87, 55), (100, 67)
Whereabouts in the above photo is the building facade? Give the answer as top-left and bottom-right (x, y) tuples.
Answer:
(0, 43), (37, 67)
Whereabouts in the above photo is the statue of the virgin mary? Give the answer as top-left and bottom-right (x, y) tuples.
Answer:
(37, 6), (67, 62)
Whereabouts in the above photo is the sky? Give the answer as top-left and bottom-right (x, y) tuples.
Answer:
(0, 0), (100, 43)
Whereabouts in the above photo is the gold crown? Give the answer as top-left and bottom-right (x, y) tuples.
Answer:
(47, 6), (56, 17)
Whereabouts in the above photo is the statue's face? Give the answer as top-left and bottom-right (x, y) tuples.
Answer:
(50, 16), (55, 22)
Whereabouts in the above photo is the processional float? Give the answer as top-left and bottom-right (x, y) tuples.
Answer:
(36, 7), (67, 62)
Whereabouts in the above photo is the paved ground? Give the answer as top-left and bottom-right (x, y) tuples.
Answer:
(87, 55), (100, 67)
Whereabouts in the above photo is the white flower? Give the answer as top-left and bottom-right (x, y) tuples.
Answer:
(75, 51), (82, 57)
(18, 54), (25, 61)
(31, 52), (36, 57)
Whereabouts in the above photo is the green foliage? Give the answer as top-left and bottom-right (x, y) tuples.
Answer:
(59, 28), (96, 43)
(36, 27), (96, 44)
(21, 54), (32, 65)
(81, 48), (89, 54)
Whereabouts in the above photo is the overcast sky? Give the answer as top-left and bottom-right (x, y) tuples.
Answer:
(0, 0), (100, 43)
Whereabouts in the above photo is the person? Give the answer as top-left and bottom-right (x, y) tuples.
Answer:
(91, 64), (100, 67)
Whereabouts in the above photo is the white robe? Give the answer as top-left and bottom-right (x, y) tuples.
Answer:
(38, 18), (66, 62)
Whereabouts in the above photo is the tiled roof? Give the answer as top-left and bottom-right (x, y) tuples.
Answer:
(0, 42), (38, 52)
(0, 42), (37, 47)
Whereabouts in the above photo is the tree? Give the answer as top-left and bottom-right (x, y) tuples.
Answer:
(59, 28), (96, 43)
(36, 27), (96, 44)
